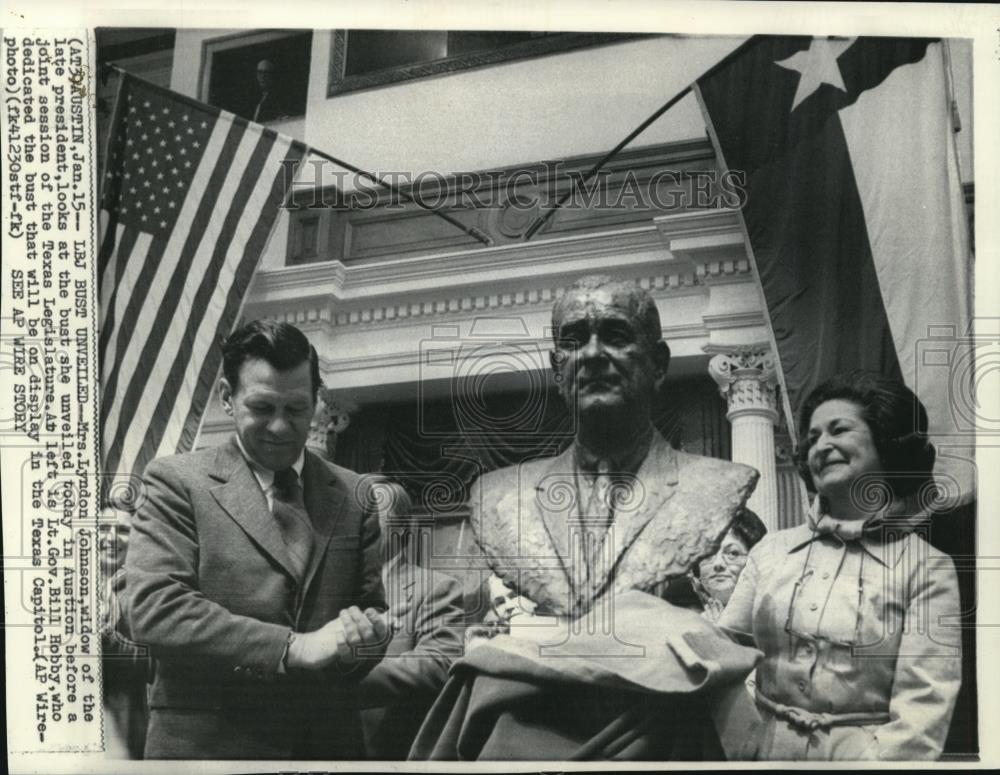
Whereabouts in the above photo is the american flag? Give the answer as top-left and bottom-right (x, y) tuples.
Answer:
(98, 73), (307, 498)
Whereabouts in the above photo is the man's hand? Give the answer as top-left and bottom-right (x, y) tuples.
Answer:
(335, 606), (389, 666)
(286, 607), (389, 671)
(285, 619), (343, 671)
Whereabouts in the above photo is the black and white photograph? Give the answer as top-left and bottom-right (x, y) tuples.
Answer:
(2, 1), (998, 771)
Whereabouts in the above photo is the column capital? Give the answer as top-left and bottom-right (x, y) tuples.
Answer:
(307, 390), (351, 461)
(708, 345), (780, 424)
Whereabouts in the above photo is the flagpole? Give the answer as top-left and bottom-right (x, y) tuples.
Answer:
(941, 39), (963, 135)
(97, 64), (127, 203)
(304, 147), (494, 247)
(522, 84), (692, 242)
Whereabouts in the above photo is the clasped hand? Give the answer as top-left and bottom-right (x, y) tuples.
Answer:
(286, 606), (388, 670)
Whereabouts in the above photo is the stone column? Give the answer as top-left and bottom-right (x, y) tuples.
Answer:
(708, 347), (780, 531)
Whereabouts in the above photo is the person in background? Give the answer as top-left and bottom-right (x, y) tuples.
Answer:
(719, 371), (961, 760)
(357, 480), (465, 760)
(689, 508), (767, 623)
(99, 510), (150, 759)
(251, 59), (291, 123)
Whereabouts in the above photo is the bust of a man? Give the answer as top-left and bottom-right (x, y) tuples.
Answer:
(469, 275), (759, 617)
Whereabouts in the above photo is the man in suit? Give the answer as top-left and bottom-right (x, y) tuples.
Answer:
(125, 320), (388, 759)
(357, 481), (465, 759)
(411, 276), (762, 760)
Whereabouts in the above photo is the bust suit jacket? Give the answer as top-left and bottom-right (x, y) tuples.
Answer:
(358, 560), (465, 759)
(470, 431), (759, 616)
(124, 436), (385, 760)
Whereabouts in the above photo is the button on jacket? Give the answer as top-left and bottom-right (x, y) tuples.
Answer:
(718, 499), (961, 761)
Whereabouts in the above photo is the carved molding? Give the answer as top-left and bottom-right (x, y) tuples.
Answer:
(258, 272), (709, 337)
(701, 309), (767, 332)
(708, 347), (780, 423)
(247, 221), (732, 329)
(242, 208), (766, 388)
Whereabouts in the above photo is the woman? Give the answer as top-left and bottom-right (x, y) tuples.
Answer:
(690, 508), (767, 622)
(719, 371), (961, 760)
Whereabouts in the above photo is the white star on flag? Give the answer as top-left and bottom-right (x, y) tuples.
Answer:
(775, 37), (856, 111)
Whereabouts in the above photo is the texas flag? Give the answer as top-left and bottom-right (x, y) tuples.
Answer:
(696, 37), (975, 505)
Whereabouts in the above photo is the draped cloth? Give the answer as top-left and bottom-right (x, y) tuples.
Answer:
(410, 590), (763, 761)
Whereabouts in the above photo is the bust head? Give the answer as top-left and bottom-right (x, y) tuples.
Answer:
(550, 275), (670, 447)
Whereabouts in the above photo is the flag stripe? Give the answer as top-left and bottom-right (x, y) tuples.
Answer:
(150, 138), (304, 467)
(172, 143), (306, 459)
(739, 114), (903, 411)
(99, 226), (150, 393)
(839, 43), (974, 500)
(102, 115), (251, 474)
(98, 210), (111, 262)
(97, 219), (125, 332)
(122, 129), (286, 474)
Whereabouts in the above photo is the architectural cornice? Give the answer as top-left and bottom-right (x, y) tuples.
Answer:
(247, 210), (753, 331)
(249, 225), (695, 327)
(653, 210), (750, 280)
(240, 202), (763, 393)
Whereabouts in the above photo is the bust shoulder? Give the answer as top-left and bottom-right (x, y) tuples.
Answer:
(670, 448), (760, 504)
(470, 453), (558, 500)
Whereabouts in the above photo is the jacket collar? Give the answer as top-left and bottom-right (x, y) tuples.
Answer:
(232, 432), (305, 492)
(209, 436), (347, 588)
(786, 494), (930, 567)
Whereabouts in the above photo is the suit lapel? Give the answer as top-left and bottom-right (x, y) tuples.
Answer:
(614, 434), (679, 555)
(299, 451), (348, 596)
(210, 437), (298, 581)
(531, 448), (583, 611)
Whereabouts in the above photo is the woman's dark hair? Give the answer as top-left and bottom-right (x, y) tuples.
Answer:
(795, 371), (935, 498)
(730, 507), (767, 550)
(221, 320), (321, 398)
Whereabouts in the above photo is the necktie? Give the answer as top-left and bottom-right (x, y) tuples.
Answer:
(582, 461), (614, 523)
(577, 462), (614, 601)
(272, 468), (314, 584)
